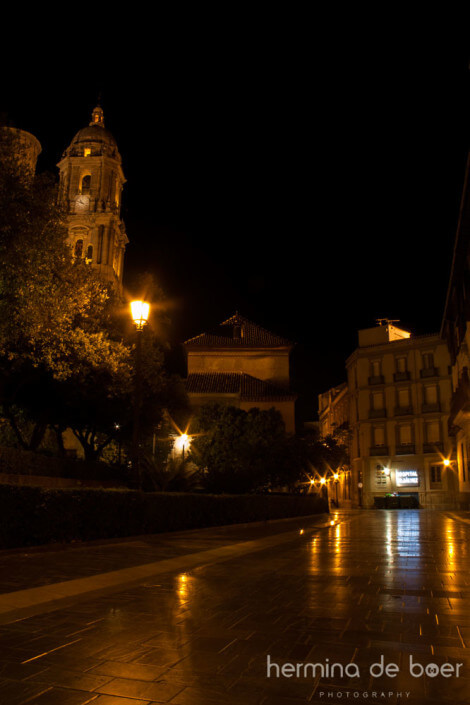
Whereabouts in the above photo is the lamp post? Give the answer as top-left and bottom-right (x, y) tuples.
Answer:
(333, 472), (339, 507)
(130, 300), (150, 486)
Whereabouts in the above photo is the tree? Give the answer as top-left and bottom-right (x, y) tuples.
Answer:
(0, 128), (133, 451)
(190, 404), (304, 493)
(0, 129), (188, 463)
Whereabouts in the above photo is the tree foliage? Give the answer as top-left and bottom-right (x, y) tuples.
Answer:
(190, 404), (304, 493)
(0, 128), (187, 460)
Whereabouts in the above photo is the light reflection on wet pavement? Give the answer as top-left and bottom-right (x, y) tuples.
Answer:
(0, 509), (470, 704)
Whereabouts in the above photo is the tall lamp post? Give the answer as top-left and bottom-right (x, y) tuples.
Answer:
(130, 300), (150, 486)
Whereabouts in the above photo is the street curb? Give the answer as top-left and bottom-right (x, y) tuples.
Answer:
(0, 511), (331, 556)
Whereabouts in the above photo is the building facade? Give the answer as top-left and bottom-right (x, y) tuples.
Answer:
(2, 126), (42, 174)
(318, 382), (348, 438)
(57, 106), (128, 291)
(442, 150), (470, 508)
(317, 382), (352, 506)
(346, 322), (457, 509)
(184, 313), (297, 432)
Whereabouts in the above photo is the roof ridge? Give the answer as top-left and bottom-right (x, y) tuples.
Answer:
(184, 313), (293, 347)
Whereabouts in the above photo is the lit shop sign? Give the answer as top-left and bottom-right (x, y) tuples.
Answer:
(395, 469), (419, 487)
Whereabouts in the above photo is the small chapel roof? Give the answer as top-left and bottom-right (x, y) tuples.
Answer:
(184, 313), (293, 349)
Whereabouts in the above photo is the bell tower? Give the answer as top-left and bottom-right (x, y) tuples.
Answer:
(57, 106), (128, 290)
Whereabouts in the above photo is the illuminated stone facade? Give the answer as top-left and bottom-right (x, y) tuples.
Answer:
(184, 314), (297, 432)
(318, 382), (349, 438)
(57, 106), (128, 291)
(346, 323), (457, 509)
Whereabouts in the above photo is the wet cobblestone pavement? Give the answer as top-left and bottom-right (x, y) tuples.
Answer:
(0, 510), (470, 704)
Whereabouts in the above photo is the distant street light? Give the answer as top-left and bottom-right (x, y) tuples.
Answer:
(334, 472), (340, 506)
(130, 300), (150, 485)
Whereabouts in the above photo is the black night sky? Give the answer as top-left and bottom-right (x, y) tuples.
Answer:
(2, 36), (470, 420)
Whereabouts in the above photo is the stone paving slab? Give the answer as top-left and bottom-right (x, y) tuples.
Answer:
(0, 509), (469, 703)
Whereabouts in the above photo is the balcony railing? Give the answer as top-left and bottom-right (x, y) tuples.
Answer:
(423, 442), (444, 454)
(369, 408), (386, 418)
(420, 367), (439, 378)
(422, 402), (440, 413)
(394, 405), (413, 416)
(395, 443), (416, 455)
(369, 446), (389, 456)
(394, 371), (410, 382)
(368, 375), (385, 385)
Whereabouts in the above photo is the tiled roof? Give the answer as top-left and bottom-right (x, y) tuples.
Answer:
(186, 372), (297, 401)
(184, 313), (293, 348)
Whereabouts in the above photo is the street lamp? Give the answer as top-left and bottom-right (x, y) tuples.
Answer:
(174, 433), (189, 463)
(333, 472), (340, 506)
(130, 300), (150, 486)
(131, 300), (150, 331)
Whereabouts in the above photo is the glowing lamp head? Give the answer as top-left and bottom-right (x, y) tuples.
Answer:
(443, 458), (451, 467)
(310, 479), (315, 485)
(174, 433), (189, 453)
(131, 300), (150, 330)
(333, 473), (339, 481)
(383, 467), (391, 476)
(319, 477), (326, 485)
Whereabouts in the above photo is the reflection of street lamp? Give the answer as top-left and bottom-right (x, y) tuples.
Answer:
(130, 300), (150, 484)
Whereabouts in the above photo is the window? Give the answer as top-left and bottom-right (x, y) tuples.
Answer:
(373, 426), (385, 446)
(80, 174), (91, 194)
(396, 357), (407, 372)
(398, 389), (410, 407)
(371, 361), (381, 377)
(84, 148), (91, 157)
(399, 424), (412, 445)
(372, 392), (384, 410)
(424, 385), (438, 404)
(430, 464), (442, 485)
(426, 421), (440, 443)
(74, 239), (83, 258)
(423, 353), (434, 369)
(86, 245), (93, 262)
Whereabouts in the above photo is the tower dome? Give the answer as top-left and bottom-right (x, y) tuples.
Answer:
(63, 106), (120, 160)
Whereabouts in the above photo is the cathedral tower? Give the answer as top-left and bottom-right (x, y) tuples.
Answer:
(57, 106), (128, 290)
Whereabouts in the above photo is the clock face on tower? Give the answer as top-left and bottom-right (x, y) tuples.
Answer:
(75, 194), (89, 212)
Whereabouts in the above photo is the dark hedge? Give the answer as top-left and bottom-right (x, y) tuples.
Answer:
(0, 485), (328, 549)
(0, 447), (127, 483)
